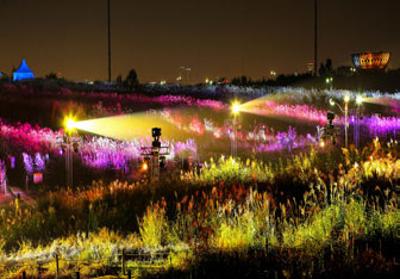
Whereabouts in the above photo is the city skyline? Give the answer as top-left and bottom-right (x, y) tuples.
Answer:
(0, 0), (399, 82)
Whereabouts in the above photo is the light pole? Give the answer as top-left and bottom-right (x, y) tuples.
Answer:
(59, 116), (80, 187)
(230, 101), (241, 157)
(329, 94), (350, 148)
(355, 95), (364, 148)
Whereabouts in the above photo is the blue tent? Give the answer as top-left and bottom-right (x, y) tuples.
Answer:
(13, 59), (35, 81)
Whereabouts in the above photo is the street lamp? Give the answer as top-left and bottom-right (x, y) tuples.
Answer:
(355, 95), (364, 147)
(329, 94), (350, 148)
(356, 95), (363, 106)
(64, 116), (77, 135)
(59, 115), (80, 187)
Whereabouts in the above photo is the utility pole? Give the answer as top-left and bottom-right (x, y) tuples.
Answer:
(107, 0), (112, 82)
(314, 0), (318, 76)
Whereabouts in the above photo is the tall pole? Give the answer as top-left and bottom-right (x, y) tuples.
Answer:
(107, 0), (112, 82)
(231, 116), (238, 158)
(314, 0), (318, 76)
(355, 105), (360, 148)
(65, 136), (73, 187)
(344, 102), (349, 148)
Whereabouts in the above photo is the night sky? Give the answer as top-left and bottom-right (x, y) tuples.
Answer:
(0, 0), (399, 82)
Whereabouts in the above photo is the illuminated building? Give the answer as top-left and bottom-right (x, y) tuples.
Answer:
(13, 59), (35, 81)
(351, 51), (390, 71)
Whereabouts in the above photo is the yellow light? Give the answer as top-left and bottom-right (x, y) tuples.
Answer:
(231, 101), (241, 115)
(329, 98), (335, 106)
(344, 94), (350, 103)
(356, 95), (363, 105)
(319, 140), (325, 148)
(63, 115), (77, 134)
(142, 162), (149, 171)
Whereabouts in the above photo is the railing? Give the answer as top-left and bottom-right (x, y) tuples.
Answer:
(2, 248), (174, 279)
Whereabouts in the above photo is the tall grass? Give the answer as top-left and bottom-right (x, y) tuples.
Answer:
(0, 140), (399, 277)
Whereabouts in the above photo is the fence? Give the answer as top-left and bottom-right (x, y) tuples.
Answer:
(3, 243), (398, 278)
(2, 248), (173, 279)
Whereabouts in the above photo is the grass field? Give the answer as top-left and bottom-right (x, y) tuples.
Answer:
(0, 84), (399, 278)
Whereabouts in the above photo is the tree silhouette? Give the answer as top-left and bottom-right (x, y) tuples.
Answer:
(319, 58), (333, 76)
(125, 69), (139, 89)
(116, 74), (123, 85)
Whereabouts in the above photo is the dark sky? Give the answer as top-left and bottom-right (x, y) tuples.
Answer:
(0, 0), (399, 82)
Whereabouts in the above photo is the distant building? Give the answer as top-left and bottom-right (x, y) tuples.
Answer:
(13, 59), (35, 81)
(351, 51), (390, 71)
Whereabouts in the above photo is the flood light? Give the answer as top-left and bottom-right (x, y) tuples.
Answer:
(356, 95), (363, 105)
(142, 161), (149, 171)
(64, 116), (77, 134)
(231, 101), (241, 115)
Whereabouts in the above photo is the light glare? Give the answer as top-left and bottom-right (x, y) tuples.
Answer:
(231, 101), (241, 115)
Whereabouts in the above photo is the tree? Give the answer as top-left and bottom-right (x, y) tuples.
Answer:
(318, 63), (326, 76)
(319, 58), (333, 76)
(125, 69), (139, 89)
(231, 75), (250, 86)
(325, 58), (333, 73)
(116, 74), (123, 85)
(46, 72), (58, 79)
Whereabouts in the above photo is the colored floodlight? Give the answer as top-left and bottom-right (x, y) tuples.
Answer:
(64, 115), (77, 134)
(231, 101), (241, 115)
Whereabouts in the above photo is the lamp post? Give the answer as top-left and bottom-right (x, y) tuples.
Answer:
(329, 94), (350, 148)
(355, 95), (364, 148)
(58, 116), (80, 187)
(230, 101), (241, 157)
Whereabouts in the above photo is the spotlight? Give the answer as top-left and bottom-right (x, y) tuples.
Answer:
(64, 115), (77, 134)
(152, 127), (162, 148)
(231, 101), (241, 115)
(344, 94), (350, 103)
(152, 127), (162, 138)
(356, 95), (363, 105)
(329, 98), (335, 107)
(141, 161), (149, 171)
(327, 111), (335, 128)
(327, 111), (335, 121)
